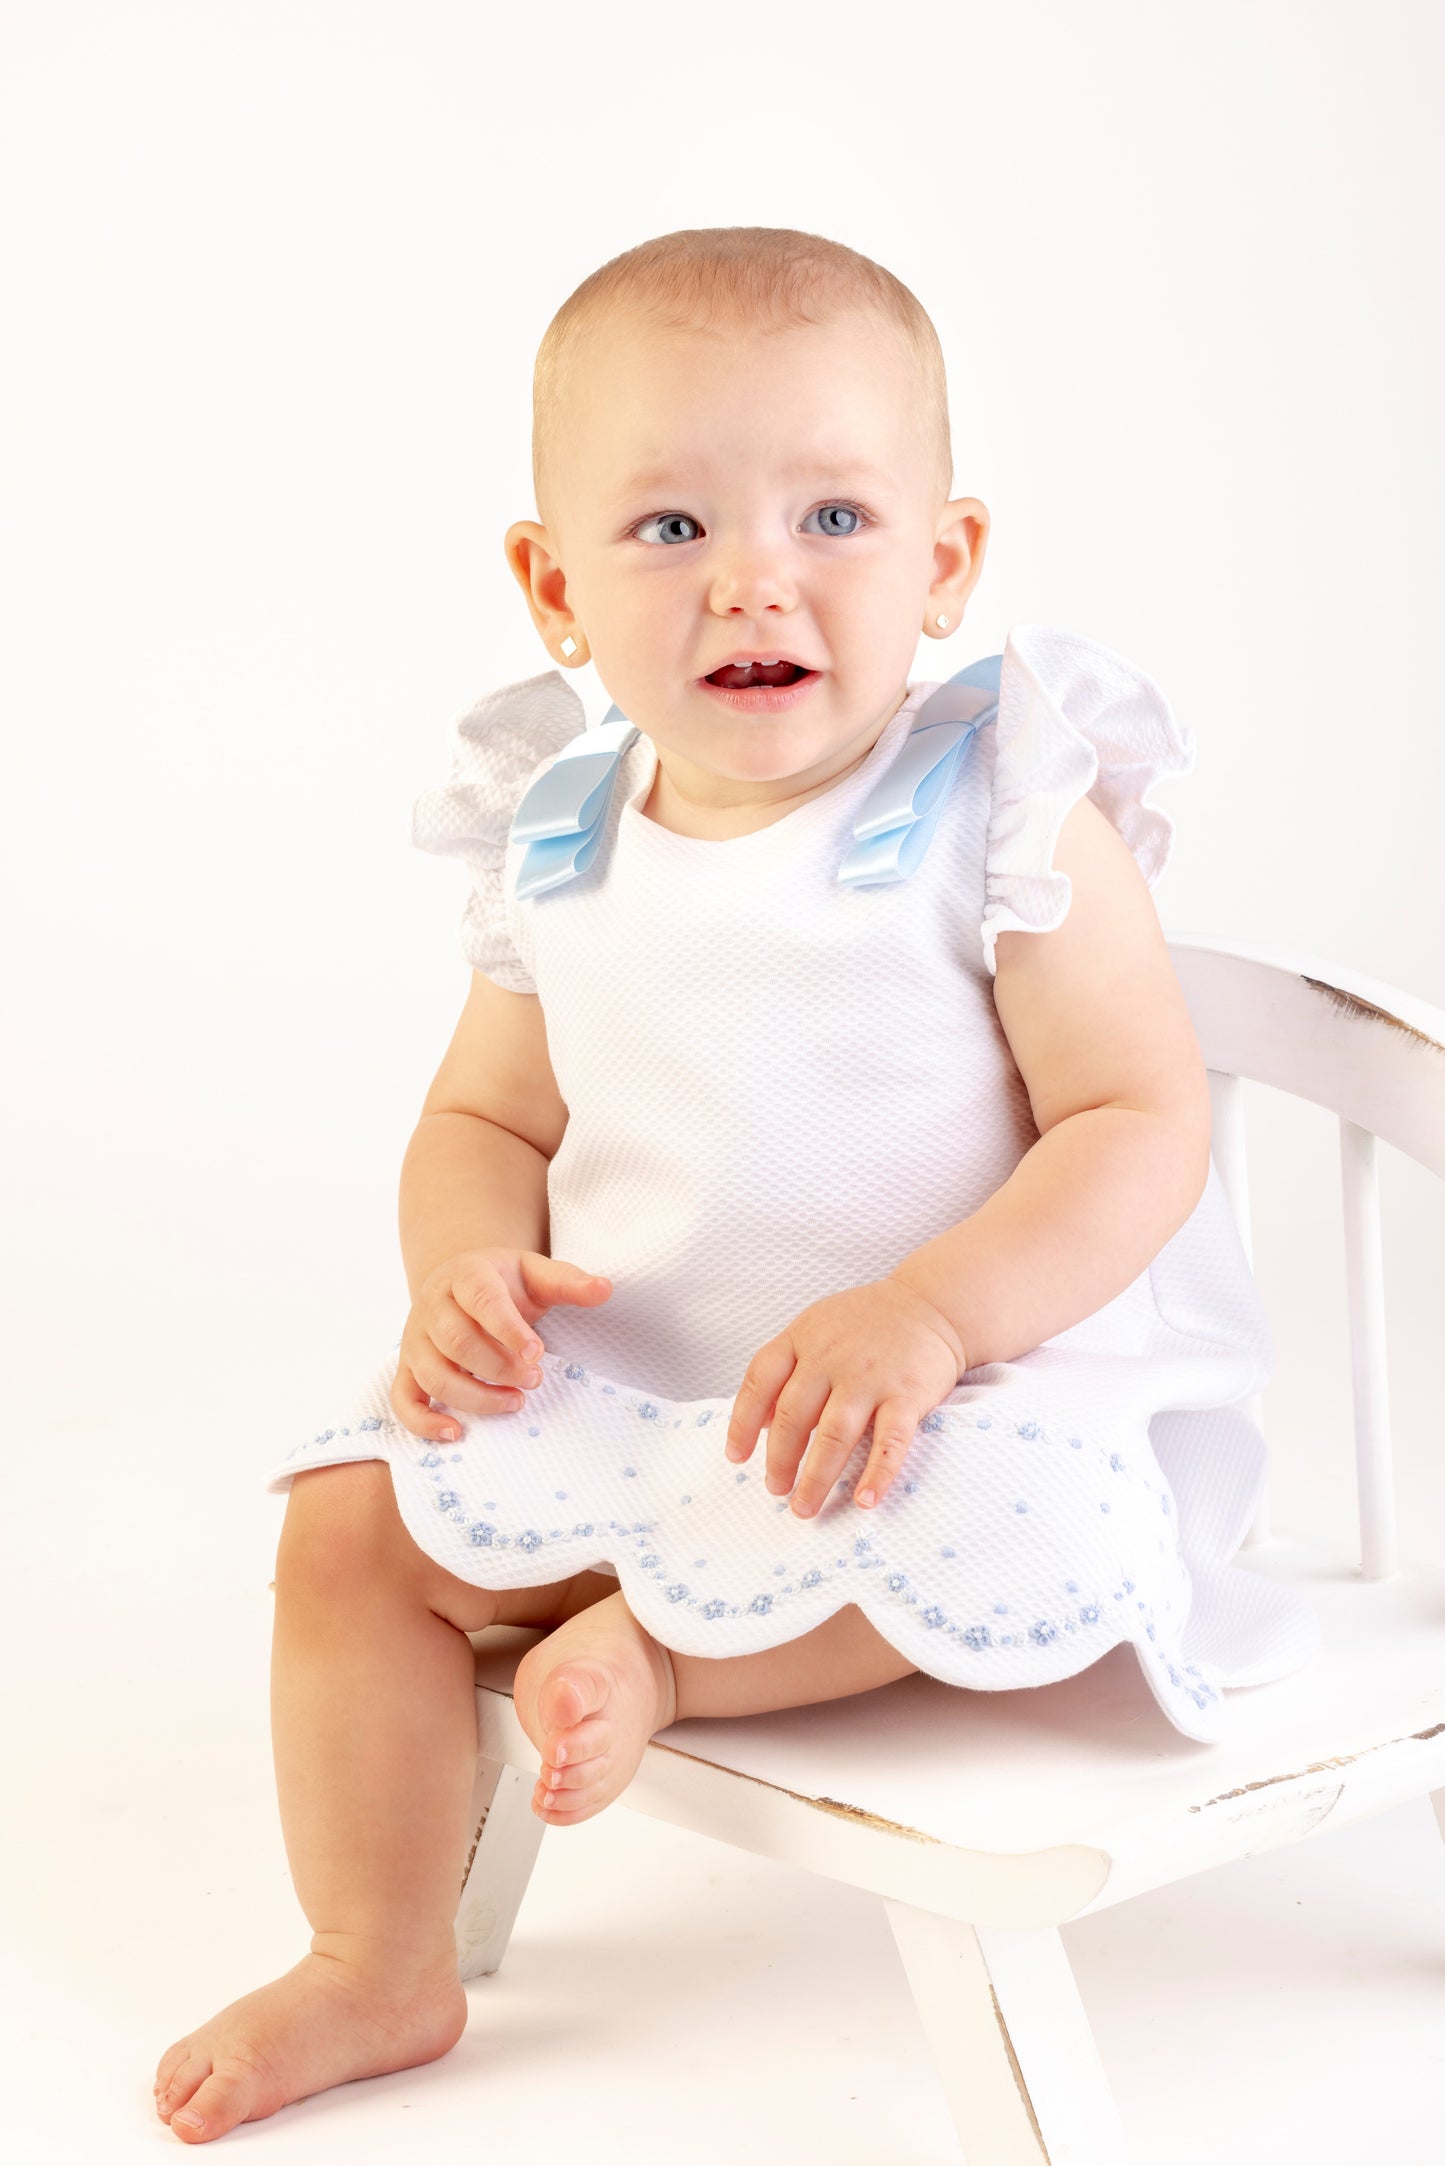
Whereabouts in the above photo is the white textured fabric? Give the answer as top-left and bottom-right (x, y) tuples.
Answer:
(266, 621), (1320, 1743)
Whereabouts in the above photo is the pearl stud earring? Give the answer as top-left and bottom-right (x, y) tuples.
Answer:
(935, 614), (949, 628)
(561, 634), (578, 657)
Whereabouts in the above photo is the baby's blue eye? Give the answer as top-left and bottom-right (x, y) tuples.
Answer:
(803, 503), (864, 537)
(633, 512), (701, 545)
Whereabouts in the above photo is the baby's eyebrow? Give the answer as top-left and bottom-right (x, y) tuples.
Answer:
(612, 455), (896, 498)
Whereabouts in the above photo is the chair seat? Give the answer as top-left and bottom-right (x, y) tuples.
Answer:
(469, 1533), (1445, 1931)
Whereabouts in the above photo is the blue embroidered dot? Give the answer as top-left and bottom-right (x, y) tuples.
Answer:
(693, 1558), (707, 1567)
(800, 1567), (823, 1589)
(1109, 1453), (1125, 1473)
(993, 1602), (1009, 1615)
(773, 1563), (787, 1576)
(484, 1500), (495, 1509)
(623, 1467), (637, 1478)
(1123, 1578), (1135, 1592)
(941, 1546), (955, 1559)
(1068, 1436), (1082, 1450)
(903, 1481), (918, 1494)
(921, 1411), (943, 1433)
(1161, 1494), (1172, 1515)
(1066, 1580), (1079, 1593)
(450, 1453), (461, 1462)
(640, 1553), (659, 1569)
(853, 1535), (872, 1555)
(1099, 1501), (1111, 1513)
(1014, 1500), (1029, 1513)
(359, 1416), (382, 1432)
(976, 1416), (992, 1430)
(340, 1426), (350, 1436)
(602, 1385), (616, 1395)
(695, 1410), (714, 1426)
(573, 1522), (594, 1538)
(528, 1427), (540, 1437)
(555, 1490), (568, 1500)
(564, 1363), (587, 1381)
(635, 1402), (660, 1421)
(1017, 1421), (1039, 1441)
(680, 1494), (692, 1505)
(1145, 1622), (1157, 1641)
(735, 1471), (749, 1484)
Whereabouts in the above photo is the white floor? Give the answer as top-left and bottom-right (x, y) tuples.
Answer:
(7, 1566), (1445, 2166)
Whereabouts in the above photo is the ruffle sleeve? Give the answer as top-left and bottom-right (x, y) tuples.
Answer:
(979, 623), (1196, 978)
(411, 669), (586, 993)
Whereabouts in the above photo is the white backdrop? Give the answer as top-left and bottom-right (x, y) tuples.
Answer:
(3, 0), (1443, 1646)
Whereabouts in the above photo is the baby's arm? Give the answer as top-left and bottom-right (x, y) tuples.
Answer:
(399, 969), (567, 1298)
(392, 970), (615, 1439)
(889, 793), (1213, 1366)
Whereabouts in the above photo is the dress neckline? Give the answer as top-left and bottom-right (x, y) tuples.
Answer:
(618, 681), (936, 855)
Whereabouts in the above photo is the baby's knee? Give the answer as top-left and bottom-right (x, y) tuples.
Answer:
(275, 1459), (412, 1595)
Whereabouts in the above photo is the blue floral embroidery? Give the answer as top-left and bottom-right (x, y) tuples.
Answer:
(921, 1411), (944, 1433)
(1015, 1500), (1029, 1513)
(1017, 1421), (1039, 1440)
(976, 1415), (992, 1430)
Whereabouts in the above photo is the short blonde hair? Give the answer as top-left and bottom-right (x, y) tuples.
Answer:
(531, 225), (953, 526)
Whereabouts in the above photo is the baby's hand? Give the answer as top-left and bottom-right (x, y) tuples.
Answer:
(391, 1248), (611, 1443)
(724, 1281), (965, 1517)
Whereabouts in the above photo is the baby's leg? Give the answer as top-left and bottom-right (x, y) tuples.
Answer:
(515, 1593), (918, 1827)
(153, 1459), (616, 2145)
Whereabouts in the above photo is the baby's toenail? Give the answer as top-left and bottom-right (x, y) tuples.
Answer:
(555, 1746), (566, 1765)
(174, 2108), (203, 2129)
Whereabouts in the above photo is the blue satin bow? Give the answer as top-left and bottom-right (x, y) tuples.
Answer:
(508, 655), (1002, 901)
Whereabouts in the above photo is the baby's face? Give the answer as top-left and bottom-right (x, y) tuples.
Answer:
(509, 308), (987, 810)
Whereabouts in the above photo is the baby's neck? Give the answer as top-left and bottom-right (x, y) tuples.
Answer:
(637, 698), (908, 840)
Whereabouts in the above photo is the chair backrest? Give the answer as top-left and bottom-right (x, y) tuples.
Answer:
(1166, 934), (1445, 1580)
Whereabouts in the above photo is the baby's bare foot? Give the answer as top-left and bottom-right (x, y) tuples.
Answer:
(514, 1591), (678, 1826)
(152, 1943), (467, 2143)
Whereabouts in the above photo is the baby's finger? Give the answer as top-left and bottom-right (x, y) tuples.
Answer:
(762, 1370), (832, 1505)
(432, 1290), (542, 1389)
(726, 1337), (796, 1464)
(391, 1355), (524, 1442)
(790, 1391), (875, 1518)
(853, 1398), (923, 1509)
(451, 1266), (546, 1370)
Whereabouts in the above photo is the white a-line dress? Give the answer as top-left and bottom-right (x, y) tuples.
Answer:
(263, 622), (1320, 1744)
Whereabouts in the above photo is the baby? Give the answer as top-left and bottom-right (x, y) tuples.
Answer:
(153, 225), (1274, 2142)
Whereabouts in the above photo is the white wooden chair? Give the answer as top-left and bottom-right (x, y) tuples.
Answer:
(448, 934), (1445, 2166)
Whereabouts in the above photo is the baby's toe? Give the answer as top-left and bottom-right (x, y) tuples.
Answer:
(170, 2057), (275, 2142)
(543, 1713), (611, 1773)
(155, 2048), (208, 2121)
(538, 1658), (612, 1739)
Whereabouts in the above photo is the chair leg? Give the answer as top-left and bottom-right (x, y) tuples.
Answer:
(453, 1753), (547, 1982)
(883, 1898), (1129, 2166)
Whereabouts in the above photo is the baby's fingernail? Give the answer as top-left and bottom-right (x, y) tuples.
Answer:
(441, 1425), (461, 1442)
(855, 1488), (876, 1508)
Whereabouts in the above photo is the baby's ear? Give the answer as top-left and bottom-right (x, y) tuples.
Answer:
(502, 519), (580, 662)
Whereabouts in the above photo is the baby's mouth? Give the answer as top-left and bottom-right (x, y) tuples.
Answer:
(704, 661), (810, 690)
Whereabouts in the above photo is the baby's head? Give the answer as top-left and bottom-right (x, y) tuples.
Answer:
(505, 226), (989, 816)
